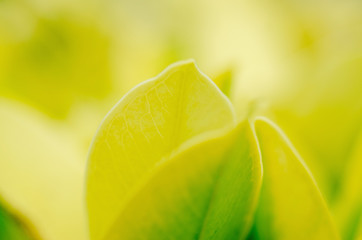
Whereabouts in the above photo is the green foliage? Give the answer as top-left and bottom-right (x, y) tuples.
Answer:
(86, 61), (342, 240)
(252, 118), (338, 240)
(1, 0), (362, 239)
(0, 204), (34, 240)
(86, 60), (236, 240)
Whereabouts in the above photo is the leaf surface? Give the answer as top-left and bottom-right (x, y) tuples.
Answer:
(253, 117), (339, 240)
(213, 68), (233, 97)
(0, 203), (35, 240)
(335, 129), (362, 240)
(104, 121), (261, 240)
(86, 60), (236, 240)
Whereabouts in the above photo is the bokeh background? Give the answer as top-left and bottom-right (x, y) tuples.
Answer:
(0, 0), (361, 239)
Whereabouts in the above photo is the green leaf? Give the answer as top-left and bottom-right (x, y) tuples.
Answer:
(357, 220), (362, 240)
(0, 99), (87, 240)
(104, 121), (261, 240)
(0, 203), (36, 240)
(86, 60), (236, 240)
(335, 129), (362, 240)
(252, 117), (339, 240)
(271, 58), (362, 201)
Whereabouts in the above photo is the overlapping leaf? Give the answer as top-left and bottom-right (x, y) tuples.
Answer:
(252, 118), (339, 240)
(271, 58), (362, 202)
(87, 60), (341, 240)
(86, 60), (236, 240)
(104, 122), (261, 240)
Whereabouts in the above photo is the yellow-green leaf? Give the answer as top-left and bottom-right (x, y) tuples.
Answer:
(0, 99), (87, 240)
(0, 202), (37, 240)
(86, 60), (236, 240)
(104, 121), (261, 240)
(253, 117), (339, 240)
(335, 129), (362, 240)
(357, 220), (362, 240)
(213, 68), (233, 97)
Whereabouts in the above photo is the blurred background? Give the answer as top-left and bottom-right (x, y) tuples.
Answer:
(0, 0), (361, 239)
